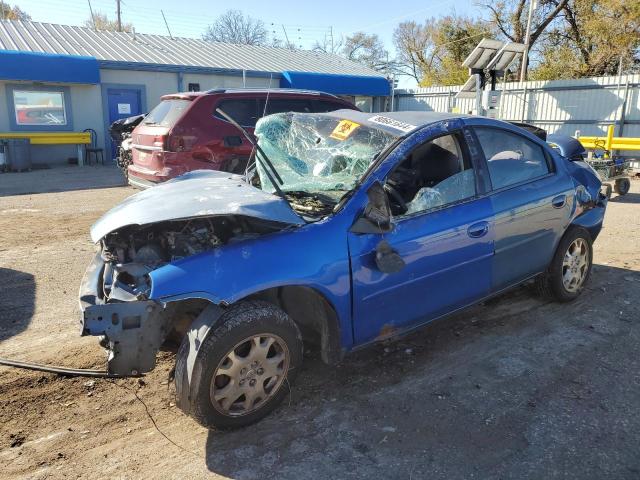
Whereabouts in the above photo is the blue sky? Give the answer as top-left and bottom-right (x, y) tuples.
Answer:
(12, 0), (482, 87)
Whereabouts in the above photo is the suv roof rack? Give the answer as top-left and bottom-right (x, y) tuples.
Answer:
(203, 88), (339, 98)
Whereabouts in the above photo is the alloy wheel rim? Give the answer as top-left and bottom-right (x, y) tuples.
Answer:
(210, 334), (289, 417)
(562, 238), (589, 293)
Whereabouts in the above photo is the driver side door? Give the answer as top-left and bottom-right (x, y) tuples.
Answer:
(347, 128), (495, 345)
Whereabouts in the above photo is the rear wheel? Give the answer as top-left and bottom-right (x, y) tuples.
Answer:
(602, 183), (612, 199)
(175, 301), (303, 429)
(536, 227), (593, 302)
(614, 178), (630, 195)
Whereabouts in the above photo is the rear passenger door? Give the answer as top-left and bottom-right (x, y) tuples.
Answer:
(471, 125), (575, 291)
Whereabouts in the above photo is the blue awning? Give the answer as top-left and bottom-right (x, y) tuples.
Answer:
(0, 50), (100, 84)
(281, 71), (390, 96)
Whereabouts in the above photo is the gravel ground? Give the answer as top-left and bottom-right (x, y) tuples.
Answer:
(0, 176), (639, 480)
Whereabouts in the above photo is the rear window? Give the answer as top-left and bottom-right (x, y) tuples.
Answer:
(214, 99), (259, 127)
(265, 98), (312, 115)
(312, 100), (350, 112)
(213, 96), (355, 127)
(142, 99), (191, 127)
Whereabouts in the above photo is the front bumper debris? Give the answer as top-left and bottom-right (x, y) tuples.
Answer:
(79, 252), (170, 376)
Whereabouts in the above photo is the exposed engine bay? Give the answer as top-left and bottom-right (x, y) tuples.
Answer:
(99, 215), (285, 303)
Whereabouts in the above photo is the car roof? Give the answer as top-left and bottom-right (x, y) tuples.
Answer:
(317, 110), (470, 137)
(162, 88), (344, 101)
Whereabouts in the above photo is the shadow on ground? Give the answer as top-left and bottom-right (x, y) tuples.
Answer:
(610, 192), (640, 204)
(0, 268), (35, 343)
(203, 264), (640, 480)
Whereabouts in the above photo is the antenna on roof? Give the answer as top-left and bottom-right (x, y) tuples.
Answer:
(87, 0), (97, 31)
(262, 73), (274, 117)
(161, 10), (174, 40)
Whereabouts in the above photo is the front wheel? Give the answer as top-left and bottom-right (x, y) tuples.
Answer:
(175, 301), (303, 429)
(536, 227), (593, 302)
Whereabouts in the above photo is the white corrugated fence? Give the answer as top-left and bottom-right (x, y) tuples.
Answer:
(394, 74), (640, 156)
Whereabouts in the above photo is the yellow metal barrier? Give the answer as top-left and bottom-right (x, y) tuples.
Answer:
(576, 125), (640, 154)
(0, 132), (91, 145)
(0, 132), (92, 166)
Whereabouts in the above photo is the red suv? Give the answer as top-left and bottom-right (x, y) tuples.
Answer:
(127, 89), (358, 188)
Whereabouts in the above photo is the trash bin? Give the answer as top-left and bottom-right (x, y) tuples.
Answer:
(7, 138), (31, 172)
(0, 140), (8, 172)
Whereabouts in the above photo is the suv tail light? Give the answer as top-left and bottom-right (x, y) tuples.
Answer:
(167, 136), (197, 152)
(153, 135), (167, 150)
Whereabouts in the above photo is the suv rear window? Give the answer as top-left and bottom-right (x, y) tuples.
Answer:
(142, 99), (191, 127)
(265, 99), (312, 115)
(214, 99), (259, 127)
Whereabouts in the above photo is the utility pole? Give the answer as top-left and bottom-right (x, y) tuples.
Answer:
(87, 0), (96, 30)
(161, 10), (173, 40)
(1, 0), (5, 21)
(281, 25), (291, 49)
(116, 0), (122, 32)
(520, 0), (536, 81)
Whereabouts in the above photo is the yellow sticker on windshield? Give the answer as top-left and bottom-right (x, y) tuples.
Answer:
(330, 120), (360, 141)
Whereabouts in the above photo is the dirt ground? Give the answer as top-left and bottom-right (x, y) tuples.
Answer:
(1, 177), (639, 480)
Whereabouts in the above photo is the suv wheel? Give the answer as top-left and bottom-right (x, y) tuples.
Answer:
(176, 301), (303, 429)
(536, 227), (593, 302)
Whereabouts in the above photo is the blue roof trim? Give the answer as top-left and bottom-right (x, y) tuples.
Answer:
(281, 71), (390, 96)
(0, 50), (100, 84)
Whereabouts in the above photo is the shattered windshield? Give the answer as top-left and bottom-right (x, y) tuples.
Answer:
(254, 113), (396, 197)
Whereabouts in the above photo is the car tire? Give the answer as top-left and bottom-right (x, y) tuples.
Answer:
(614, 178), (630, 195)
(175, 301), (303, 429)
(535, 226), (593, 302)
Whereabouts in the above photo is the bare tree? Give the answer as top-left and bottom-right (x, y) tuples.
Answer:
(393, 16), (490, 85)
(312, 34), (344, 55)
(203, 10), (268, 46)
(393, 21), (434, 82)
(342, 32), (390, 72)
(480, 0), (569, 52)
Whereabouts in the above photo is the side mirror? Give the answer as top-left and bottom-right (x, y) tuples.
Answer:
(350, 181), (394, 234)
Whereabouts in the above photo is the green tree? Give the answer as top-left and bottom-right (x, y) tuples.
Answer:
(532, 0), (640, 79)
(394, 15), (493, 86)
(1, 3), (31, 20)
(84, 11), (133, 32)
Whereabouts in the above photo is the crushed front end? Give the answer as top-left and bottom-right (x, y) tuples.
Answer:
(79, 213), (296, 376)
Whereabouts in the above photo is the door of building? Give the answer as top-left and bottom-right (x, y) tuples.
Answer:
(106, 88), (143, 158)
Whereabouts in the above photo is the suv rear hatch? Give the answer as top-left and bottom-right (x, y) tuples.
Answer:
(130, 98), (192, 180)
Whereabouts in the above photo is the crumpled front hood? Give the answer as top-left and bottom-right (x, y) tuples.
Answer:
(91, 170), (304, 242)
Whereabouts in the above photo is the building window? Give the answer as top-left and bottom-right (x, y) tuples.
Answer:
(6, 84), (73, 131)
(13, 89), (67, 126)
(188, 83), (200, 92)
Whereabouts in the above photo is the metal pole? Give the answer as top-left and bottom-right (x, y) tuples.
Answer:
(619, 77), (629, 138)
(520, 0), (536, 81)
(521, 83), (528, 123)
(614, 56), (624, 136)
(1, 1), (5, 21)
(116, 0), (122, 32)
(281, 25), (290, 48)
(161, 10), (173, 39)
(87, 0), (96, 30)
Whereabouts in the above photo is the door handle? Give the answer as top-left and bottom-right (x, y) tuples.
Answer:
(552, 194), (566, 208)
(467, 221), (489, 238)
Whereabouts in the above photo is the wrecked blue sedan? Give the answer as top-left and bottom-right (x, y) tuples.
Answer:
(79, 110), (606, 428)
